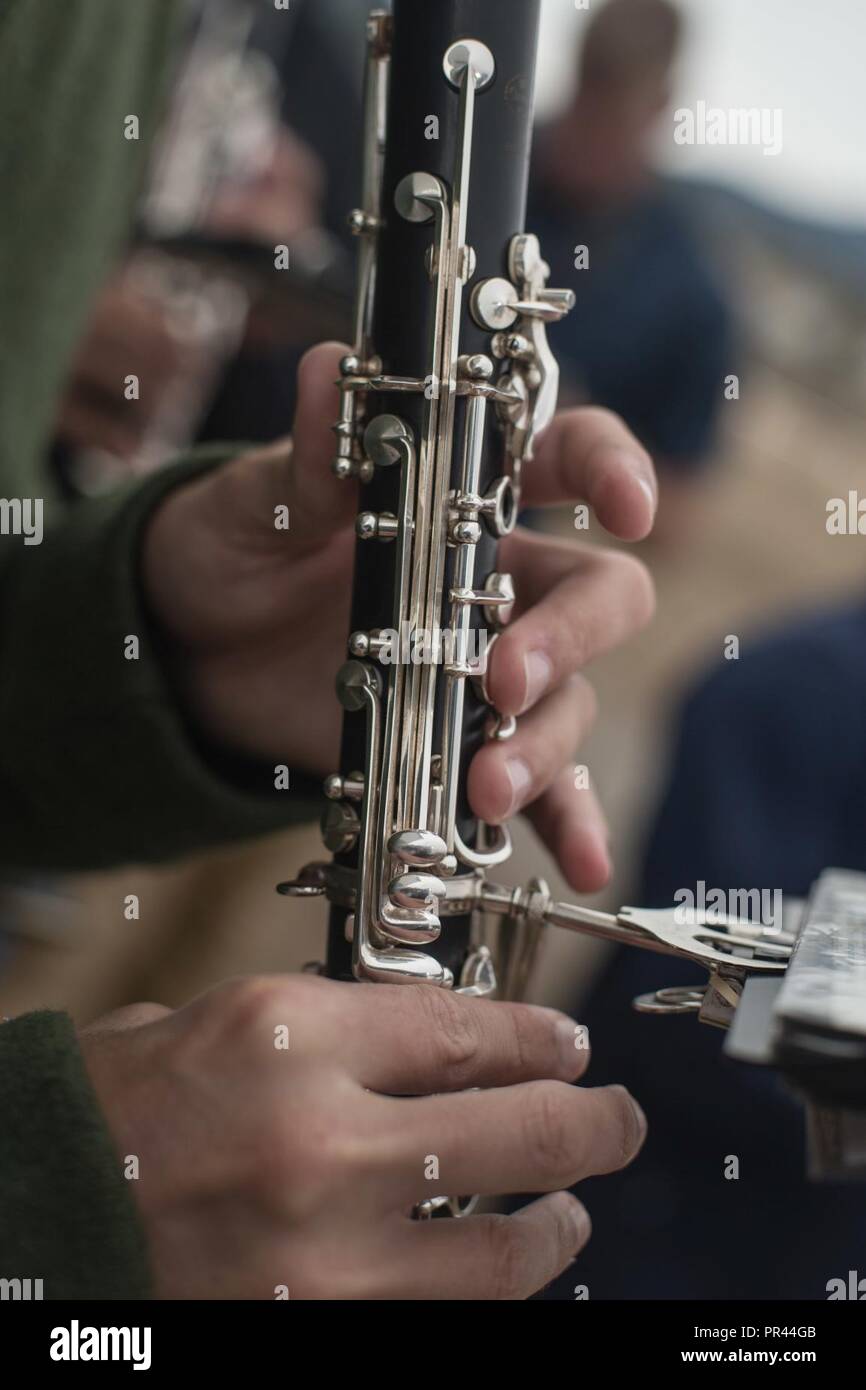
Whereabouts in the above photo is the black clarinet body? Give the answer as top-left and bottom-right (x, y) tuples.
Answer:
(283, 0), (575, 1013)
(325, 0), (541, 987)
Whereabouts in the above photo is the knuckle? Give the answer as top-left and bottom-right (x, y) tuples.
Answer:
(260, 1078), (361, 1217)
(485, 1215), (533, 1301)
(411, 986), (484, 1088)
(502, 1003), (540, 1074)
(215, 975), (285, 1030)
(219, 973), (323, 1032)
(525, 1081), (578, 1187)
(205, 973), (332, 1062)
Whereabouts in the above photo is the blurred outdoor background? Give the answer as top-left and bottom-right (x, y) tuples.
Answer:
(3, 0), (866, 1299)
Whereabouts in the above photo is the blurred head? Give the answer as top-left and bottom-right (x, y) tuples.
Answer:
(548, 0), (683, 203)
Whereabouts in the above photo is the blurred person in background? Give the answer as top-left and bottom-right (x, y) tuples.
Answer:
(532, 4), (866, 1301)
(194, 0), (367, 447)
(530, 0), (734, 542)
(51, 0), (353, 497)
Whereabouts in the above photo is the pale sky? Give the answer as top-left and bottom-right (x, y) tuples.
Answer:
(537, 0), (866, 227)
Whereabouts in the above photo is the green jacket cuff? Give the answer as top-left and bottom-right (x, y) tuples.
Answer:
(0, 1011), (150, 1300)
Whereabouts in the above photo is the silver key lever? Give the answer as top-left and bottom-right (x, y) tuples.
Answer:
(476, 878), (793, 974)
(281, 866), (793, 1021)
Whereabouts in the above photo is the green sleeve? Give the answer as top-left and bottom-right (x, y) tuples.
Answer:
(0, 452), (323, 872)
(0, 0), (182, 495)
(0, 1011), (151, 1300)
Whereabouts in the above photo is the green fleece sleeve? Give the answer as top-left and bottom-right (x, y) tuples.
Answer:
(0, 452), (323, 872)
(0, 1011), (150, 1300)
(0, 0), (182, 495)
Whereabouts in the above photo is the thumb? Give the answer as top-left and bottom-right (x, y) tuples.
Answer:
(287, 340), (359, 542)
(81, 1002), (171, 1038)
(203, 341), (355, 556)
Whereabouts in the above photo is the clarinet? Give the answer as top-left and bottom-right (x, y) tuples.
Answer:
(282, 0), (573, 1004)
(322, 0), (564, 999)
(282, 1), (861, 1178)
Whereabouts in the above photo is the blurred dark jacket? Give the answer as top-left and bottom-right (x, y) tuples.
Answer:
(529, 175), (733, 471)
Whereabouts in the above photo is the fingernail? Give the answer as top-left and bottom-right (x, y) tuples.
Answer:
(589, 829), (612, 884)
(566, 1195), (592, 1249)
(636, 474), (657, 517)
(616, 1086), (648, 1153)
(572, 1195), (592, 1251)
(522, 650), (553, 712)
(505, 757), (532, 815)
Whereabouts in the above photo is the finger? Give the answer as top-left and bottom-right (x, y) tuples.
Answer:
(80, 1002), (171, 1037)
(467, 675), (597, 824)
(396, 1192), (591, 1300)
(525, 767), (611, 894)
(335, 983), (592, 1093)
(489, 529), (655, 715)
(286, 340), (358, 541)
(196, 340), (354, 557)
(525, 406), (657, 540)
(387, 1081), (646, 1204)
